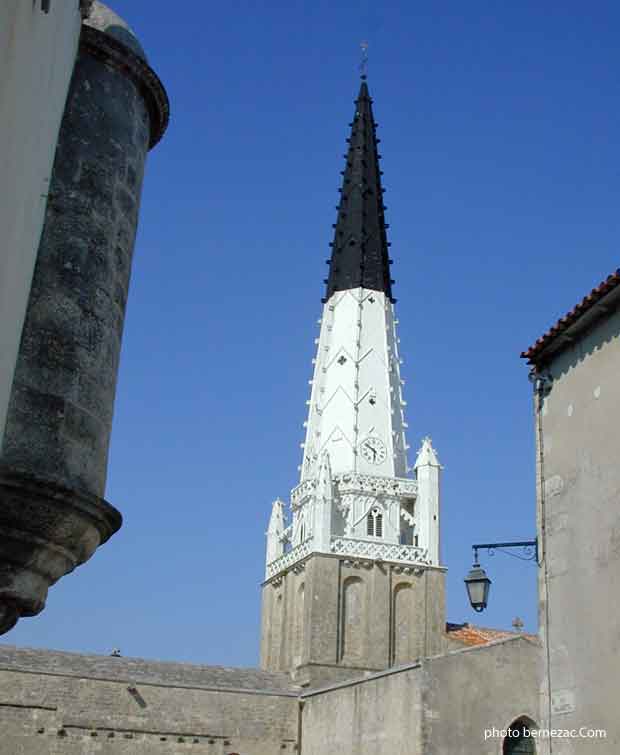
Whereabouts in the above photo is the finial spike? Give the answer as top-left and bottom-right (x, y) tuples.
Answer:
(360, 41), (369, 80)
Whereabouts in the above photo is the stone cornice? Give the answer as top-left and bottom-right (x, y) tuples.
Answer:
(79, 26), (169, 148)
(0, 465), (122, 632)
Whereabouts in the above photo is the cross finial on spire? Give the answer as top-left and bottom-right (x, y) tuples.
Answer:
(360, 41), (369, 80)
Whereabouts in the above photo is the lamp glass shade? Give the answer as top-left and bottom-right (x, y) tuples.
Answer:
(464, 564), (491, 612)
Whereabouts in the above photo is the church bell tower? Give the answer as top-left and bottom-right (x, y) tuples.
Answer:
(260, 78), (446, 686)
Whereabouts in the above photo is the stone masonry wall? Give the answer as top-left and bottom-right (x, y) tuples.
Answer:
(0, 648), (299, 755)
(261, 553), (447, 687)
(300, 637), (539, 755)
(2, 38), (151, 498)
(0, 639), (537, 754)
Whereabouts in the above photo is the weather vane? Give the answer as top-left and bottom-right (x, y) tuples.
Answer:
(360, 41), (369, 80)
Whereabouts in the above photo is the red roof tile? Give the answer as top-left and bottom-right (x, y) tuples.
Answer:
(446, 622), (536, 647)
(521, 269), (620, 364)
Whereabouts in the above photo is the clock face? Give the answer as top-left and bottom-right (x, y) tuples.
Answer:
(360, 437), (387, 465)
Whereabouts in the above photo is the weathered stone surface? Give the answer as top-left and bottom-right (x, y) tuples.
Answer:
(84, 1), (147, 60)
(0, 639), (538, 754)
(0, 8), (168, 633)
(0, 467), (120, 627)
(261, 552), (447, 686)
(0, 645), (300, 755)
(0, 645), (298, 693)
(3, 37), (150, 492)
(532, 306), (620, 752)
(301, 637), (540, 755)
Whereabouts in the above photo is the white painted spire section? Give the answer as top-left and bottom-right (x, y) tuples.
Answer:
(264, 287), (444, 579)
(300, 288), (408, 480)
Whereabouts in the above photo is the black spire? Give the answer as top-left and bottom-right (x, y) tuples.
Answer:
(324, 80), (394, 302)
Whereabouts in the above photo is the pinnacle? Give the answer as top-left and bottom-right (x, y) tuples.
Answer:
(414, 437), (441, 469)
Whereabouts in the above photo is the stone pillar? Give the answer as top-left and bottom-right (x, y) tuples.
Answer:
(0, 4), (169, 634)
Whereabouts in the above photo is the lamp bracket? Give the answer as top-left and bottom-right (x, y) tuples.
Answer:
(472, 539), (538, 565)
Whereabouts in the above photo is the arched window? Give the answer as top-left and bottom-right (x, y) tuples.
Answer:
(392, 583), (413, 665)
(503, 719), (536, 754)
(293, 583), (305, 667)
(341, 576), (365, 661)
(366, 508), (383, 537)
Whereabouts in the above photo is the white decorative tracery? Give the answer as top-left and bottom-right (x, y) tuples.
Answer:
(266, 541), (312, 580)
(265, 536), (429, 580)
(331, 538), (428, 564)
(291, 472), (417, 506)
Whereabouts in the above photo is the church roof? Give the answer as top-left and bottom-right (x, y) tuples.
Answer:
(324, 79), (394, 302)
(446, 622), (536, 647)
(521, 268), (620, 365)
(0, 645), (298, 695)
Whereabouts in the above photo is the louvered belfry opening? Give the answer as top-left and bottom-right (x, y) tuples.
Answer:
(367, 508), (384, 538)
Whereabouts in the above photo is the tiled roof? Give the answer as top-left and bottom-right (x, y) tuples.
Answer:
(521, 269), (620, 364)
(446, 622), (536, 647)
(0, 645), (298, 695)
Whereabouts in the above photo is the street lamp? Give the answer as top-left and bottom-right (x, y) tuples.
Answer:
(464, 560), (492, 612)
(464, 540), (538, 613)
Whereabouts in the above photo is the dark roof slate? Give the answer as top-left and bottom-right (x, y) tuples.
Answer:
(325, 80), (394, 302)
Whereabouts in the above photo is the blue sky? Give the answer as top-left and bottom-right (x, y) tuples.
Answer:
(9, 0), (620, 664)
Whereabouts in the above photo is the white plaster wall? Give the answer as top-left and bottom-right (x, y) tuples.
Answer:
(535, 309), (620, 754)
(0, 1), (81, 445)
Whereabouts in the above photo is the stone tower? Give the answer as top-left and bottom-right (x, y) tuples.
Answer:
(0, 2), (168, 634)
(260, 79), (446, 686)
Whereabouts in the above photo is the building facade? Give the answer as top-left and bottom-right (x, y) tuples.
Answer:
(523, 270), (620, 754)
